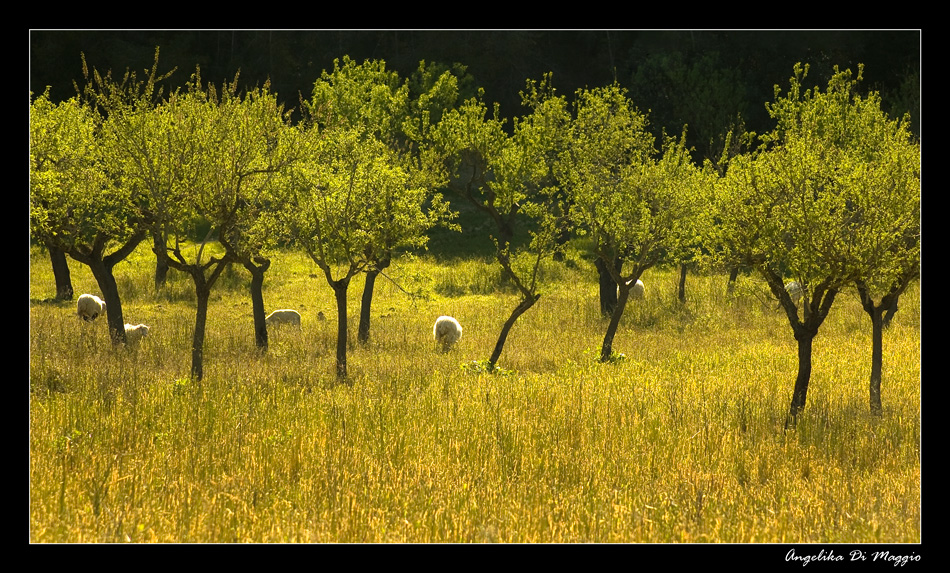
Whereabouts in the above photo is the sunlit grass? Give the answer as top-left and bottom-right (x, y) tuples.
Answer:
(29, 242), (921, 543)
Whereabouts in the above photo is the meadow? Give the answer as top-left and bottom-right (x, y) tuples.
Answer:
(28, 236), (921, 543)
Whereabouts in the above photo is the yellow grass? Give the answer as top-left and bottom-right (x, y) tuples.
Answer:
(29, 243), (921, 543)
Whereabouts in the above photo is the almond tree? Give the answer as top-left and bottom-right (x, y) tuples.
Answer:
(98, 61), (286, 378)
(558, 84), (710, 362)
(840, 90), (920, 415)
(286, 123), (448, 382)
(210, 80), (298, 352)
(712, 63), (918, 425)
(157, 73), (301, 377)
(30, 61), (162, 347)
(435, 75), (572, 371)
(307, 56), (458, 344)
(27, 92), (75, 303)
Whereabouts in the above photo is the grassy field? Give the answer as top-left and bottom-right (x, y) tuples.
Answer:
(28, 239), (921, 543)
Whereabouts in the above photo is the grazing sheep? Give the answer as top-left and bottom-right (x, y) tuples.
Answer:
(617, 279), (645, 300)
(785, 281), (803, 306)
(124, 323), (150, 344)
(77, 294), (106, 322)
(266, 309), (302, 328)
(433, 315), (462, 352)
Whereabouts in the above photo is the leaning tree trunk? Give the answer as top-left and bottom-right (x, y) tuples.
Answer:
(487, 293), (540, 371)
(357, 256), (391, 345)
(47, 242), (73, 301)
(600, 282), (632, 362)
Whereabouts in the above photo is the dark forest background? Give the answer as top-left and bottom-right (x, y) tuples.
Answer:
(30, 30), (920, 163)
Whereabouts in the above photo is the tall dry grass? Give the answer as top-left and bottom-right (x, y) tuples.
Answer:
(29, 243), (920, 543)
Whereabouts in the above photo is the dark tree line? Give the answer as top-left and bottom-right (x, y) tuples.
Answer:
(31, 30), (920, 149)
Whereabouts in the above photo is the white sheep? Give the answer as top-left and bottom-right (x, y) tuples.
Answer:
(433, 315), (462, 352)
(77, 294), (106, 322)
(617, 279), (645, 300)
(266, 309), (301, 328)
(784, 281), (803, 306)
(123, 323), (150, 344)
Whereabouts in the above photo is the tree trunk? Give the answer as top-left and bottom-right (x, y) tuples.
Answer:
(246, 262), (268, 351)
(600, 283), (631, 362)
(357, 257), (390, 344)
(677, 262), (688, 303)
(868, 305), (885, 416)
(48, 243), (73, 301)
(332, 278), (351, 382)
(192, 284), (210, 381)
(595, 256), (622, 317)
(882, 296), (899, 329)
(87, 258), (128, 347)
(726, 265), (739, 297)
(487, 293), (540, 371)
(856, 276), (914, 416)
(786, 332), (814, 429)
(65, 229), (146, 347)
(153, 232), (170, 291)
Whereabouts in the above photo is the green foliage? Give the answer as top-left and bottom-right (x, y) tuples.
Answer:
(309, 55), (408, 140)
(289, 127), (423, 273)
(715, 62), (920, 302)
(560, 83), (708, 284)
(30, 91), (139, 252)
(293, 57), (459, 273)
